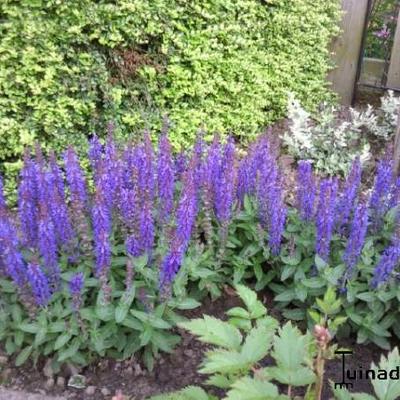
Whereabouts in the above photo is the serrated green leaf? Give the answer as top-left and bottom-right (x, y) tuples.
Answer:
(179, 315), (242, 350)
(330, 382), (352, 400)
(226, 307), (250, 319)
(168, 298), (201, 310)
(235, 285), (266, 317)
(371, 347), (400, 400)
(206, 374), (232, 389)
(200, 349), (246, 374)
(241, 325), (274, 363)
(266, 365), (315, 386)
(352, 394), (376, 400)
(272, 322), (312, 370)
(149, 385), (213, 400)
(225, 376), (281, 400)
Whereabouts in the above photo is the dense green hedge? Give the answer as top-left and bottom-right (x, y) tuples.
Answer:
(0, 0), (340, 172)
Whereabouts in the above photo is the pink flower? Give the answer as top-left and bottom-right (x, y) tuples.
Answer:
(374, 24), (391, 39)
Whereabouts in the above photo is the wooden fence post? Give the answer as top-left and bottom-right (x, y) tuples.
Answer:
(387, 10), (400, 90)
(394, 109), (400, 176)
(328, 0), (370, 105)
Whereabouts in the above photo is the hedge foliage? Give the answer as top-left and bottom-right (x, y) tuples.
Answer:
(0, 0), (341, 172)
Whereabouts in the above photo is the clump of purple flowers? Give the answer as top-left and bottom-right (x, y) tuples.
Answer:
(336, 157), (361, 234)
(2, 129), (400, 306)
(342, 201), (369, 278)
(371, 244), (400, 288)
(296, 160), (316, 221)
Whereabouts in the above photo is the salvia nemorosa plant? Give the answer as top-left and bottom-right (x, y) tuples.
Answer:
(2, 132), (400, 301)
(1, 130), (400, 368)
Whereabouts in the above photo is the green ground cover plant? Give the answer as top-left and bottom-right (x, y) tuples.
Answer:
(283, 91), (400, 175)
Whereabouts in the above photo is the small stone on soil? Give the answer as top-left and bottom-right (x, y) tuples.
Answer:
(183, 349), (194, 357)
(46, 377), (55, 389)
(134, 364), (142, 376)
(56, 376), (66, 387)
(43, 359), (54, 378)
(1, 368), (11, 381)
(0, 355), (8, 365)
(85, 386), (96, 395)
(101, 387), (111, 396)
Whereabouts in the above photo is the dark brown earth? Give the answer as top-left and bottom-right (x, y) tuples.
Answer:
(0, 289), (387, 400)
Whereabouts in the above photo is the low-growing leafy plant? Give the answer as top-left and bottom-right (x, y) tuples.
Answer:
(147, 285), (345, 400)
(283, 91), (400, 175)
(0, 251), (199, 371)
(1, 130), (400, 373)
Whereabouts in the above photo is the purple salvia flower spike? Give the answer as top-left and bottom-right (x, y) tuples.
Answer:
(27, 263), (51, 306)
(343, 201), (369, 278)
(256, 156), (278, 229)
(201, 135), (221, 242)
(0, 174), (6, 214)
(18, 152), (39, 249)
(159, 150), (201, 287)
(176, 155), (200, 249)
(268, 177), (287, 255)
(389, 175), (400, 210)
(157, 133), (175, 224)
(296, 160), (316, 221)
(203, 135), (221, 205)
(193, 131), (205, 189)
(49, 151), (65, 198)
(92, 171), (112, 277)
(159, 240), (184, 287)
(48, 154), (74, 247)
(371, 244), (400, 288)
(0, 216), (26, 287)
(64, 147), (88, 210)
(215, 137), (236, 225)
(37, 170), (61, 286)
(136, 133), (155, 255)
(88, 134), (103, 180)
(236, 157), (249, 205)
(369, 157), (393, 231)
(174, 151), (188, 180)
(336, 157), (361, 234)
